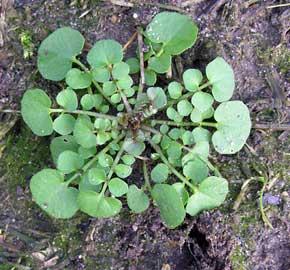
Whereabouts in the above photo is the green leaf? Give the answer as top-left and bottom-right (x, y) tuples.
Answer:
(182, 141), (210, 166)
(56, 89), (78, 111)
(172, 183), (189, 205)
(206, 57), (235, 102)
(87, 39), (123, 68)
(212, 101), (251, 154)
(160, 124), (169, 134)
(110, 93), (121, 104)
(112, 62), (130, 80)
(152, 184), (185, 229)
(144, 69), (157, 86)
(168, 81), (182, 99)
(123, 87), (135, 98)
(115, 164), (132, 178)
(161, 135), (171, 150)
(202, 106), (214, 119)
(78, 146), (96, 159)
(121, 155), (135, 166)
(30, 169), (79, 218)
(50, 135), (78, 165)
(21, 89), (53, 136)
(94, 118), (111, 130)
(177, 99), (193, 116)
(117, 104), (124, 111)
(182, 130), (194, 145)
(183, 69), (203, 92)
(123, 138), (145, 156)
(65, 68), (92, 89)
(98, 153), (113, 167)
(168, 128), (182, 140)
(53, 114), (75, 135)
(166, 107), (182, 122)
(37, 27), (84, 81)
(152, 133), (162, 144)
(183, 158), (209, 184)
(116, 75), (133, 90)
(73, 115), (97, 148)
(146, 12), (198, 55)
(108, 178), (128, 197)
(96, 131), (111, 145)
(192, 127), (211, 143)
(186, 176), (228, 216)
(148, 53), (171, 74)
(92, 67), (110, 83)
(147, 87), (167, 109)
(127, 185), (149, 213)
(57, 150), (84, 174)
(79, 171), (102, 192)
(190, 108), (202, 123)
(77, 191), (122, 217)
(191, 92), (214, 112)
(103, 81), (117, 96)
(100, 105), (110, 113)
(151, 163), (169, 183)
(88, 167), (106, 185)
(126, 57), (140, 74)
(166, 141), (182, 159)
(81, 94), (95, 110)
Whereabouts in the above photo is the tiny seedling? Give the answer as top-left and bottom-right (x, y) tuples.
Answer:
(20, 12), (251, 228)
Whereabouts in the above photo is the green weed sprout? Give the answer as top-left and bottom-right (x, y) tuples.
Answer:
(21, 12), (251, 228)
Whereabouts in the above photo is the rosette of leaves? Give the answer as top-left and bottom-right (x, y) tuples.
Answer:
(20, 12), (251, 229)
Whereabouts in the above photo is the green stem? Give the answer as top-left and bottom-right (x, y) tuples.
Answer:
(92, 79), (114, 106)
(143, 161), (152, 191)
(72, 57), (114, 106)
(166, 81), (212, 108)
(137, 27), (145, 96)
(183, 147), (222, 177)
(141, 124), (161, 135)
(72, 57), (89, 72)
(150, 119), (218, 128)
(148, 139), (197, 191)
(82, 133), (125, 172)
(156, 47), (164, 57)
(65, 173), (81, 186)
(119, 88), (132, 113)
(259, 177), (274, 229)
(0, 109), (21, 114)
(49, 108), (117, 120)
(101, 141), (125, 195)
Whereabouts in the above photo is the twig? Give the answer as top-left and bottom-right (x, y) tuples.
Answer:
(181, 0), (206, 7)
(79, 9), (92, 18)
(258, 177), (274, 229)
(143, 161), (152, 191)
(50, 108), (117, 120)
(233, 177), (255, 211)
(119, 89), (132, 113)
(137, 27), (145, 95)
(141, 124), (161, 135)
(110, 0), (187, 13)
(142, 2), (187, 13)
(254, 123), (290, 131)
(0, 109), (20, 114)
(267, 3), (290, 9)
(123, 31), (138, 51)
(110, 0), (134, 7)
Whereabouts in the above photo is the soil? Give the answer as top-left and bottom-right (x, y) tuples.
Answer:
(0, 0), (289, 269)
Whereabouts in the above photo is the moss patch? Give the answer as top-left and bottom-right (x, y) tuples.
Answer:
(1, 123), (50, 192)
